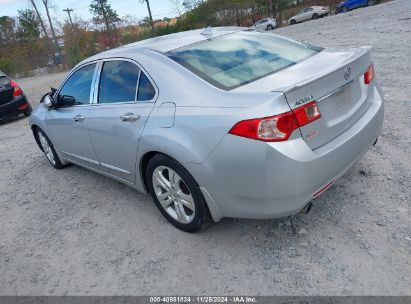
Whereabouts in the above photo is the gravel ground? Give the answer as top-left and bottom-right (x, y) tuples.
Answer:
(1, 0), (410, 296)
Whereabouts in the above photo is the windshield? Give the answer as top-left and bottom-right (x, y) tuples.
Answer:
(166, 31), (321, 90)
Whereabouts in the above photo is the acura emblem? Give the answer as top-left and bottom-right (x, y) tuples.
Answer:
(344, 67), (352, 80)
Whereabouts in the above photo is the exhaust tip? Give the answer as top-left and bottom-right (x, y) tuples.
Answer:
(301, 202), (313, 214)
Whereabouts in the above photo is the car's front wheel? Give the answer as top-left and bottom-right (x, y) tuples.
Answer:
(146, 154), (210, 232)
(36, 128), (65, 169)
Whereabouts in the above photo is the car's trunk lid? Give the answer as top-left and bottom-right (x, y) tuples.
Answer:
(235, 47), (373, 150)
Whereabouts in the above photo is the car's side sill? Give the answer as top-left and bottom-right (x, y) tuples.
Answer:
(62, 157), (136, 189)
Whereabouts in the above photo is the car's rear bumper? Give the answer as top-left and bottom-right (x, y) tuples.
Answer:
(0, 95), (30, 121)
(186, 84), (384, 221)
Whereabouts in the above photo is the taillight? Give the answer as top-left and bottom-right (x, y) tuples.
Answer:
(10, 80), (22, 97)
(229, 101), (321, 142)
(364, 64), (375, 84)
(293, 101), (321, 127)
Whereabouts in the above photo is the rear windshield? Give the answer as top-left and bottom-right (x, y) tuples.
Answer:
(166, 31), (321, 90)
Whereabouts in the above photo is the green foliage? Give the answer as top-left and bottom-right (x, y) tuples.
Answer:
(63, 22), (97, 67)
(17, 9), (40, 42)
(0, 57), (15, 75)
(90, 0), (119, 30)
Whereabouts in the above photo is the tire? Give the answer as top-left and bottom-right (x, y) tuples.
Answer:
(290, 19), (296, 25)
(266, 24), (273, 31)
(312, 13), (319, 19)
(36, 128), (65, 169)
(341, 6), (348, 13)
(146, 154), (210, 232)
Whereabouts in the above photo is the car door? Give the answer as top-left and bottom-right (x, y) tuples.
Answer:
(256, 19), (267, 30)
(87, 59), (157, 183)
(294, 10), (305, 22)
(46, 63), (100, 168)
(302, 8), (314, 21)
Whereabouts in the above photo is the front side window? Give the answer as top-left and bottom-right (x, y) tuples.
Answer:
(59, 64), (96, 105)
(98, 60), (140, 103)
(167, 31), (320, 90)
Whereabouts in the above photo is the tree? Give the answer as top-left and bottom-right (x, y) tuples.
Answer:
(182, 0), (203, 11)
(140, 0), (154, 33)
(17, 9), (41, 42)
(90, 0), (119, 31)
(90, 0), (120, 47)
(0, 16), (16, 43)
(170, 0), (182, 17)
(63, 18), (96, 67)
(271, 0), (288, 25)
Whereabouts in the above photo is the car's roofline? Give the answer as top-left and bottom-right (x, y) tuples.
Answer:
(88, 27), (245, 59)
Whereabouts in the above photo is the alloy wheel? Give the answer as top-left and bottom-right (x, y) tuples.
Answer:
(38, 132), (56, 166)
(152, 166), (196, 224)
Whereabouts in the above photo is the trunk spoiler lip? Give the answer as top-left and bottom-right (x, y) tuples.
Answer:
(270, 46), (372, 95)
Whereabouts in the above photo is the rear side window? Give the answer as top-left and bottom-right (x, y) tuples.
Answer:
(166, 31), (320, 90)
(98, 60), (140, 103)
(59, 63), (96, 105)
(137, 72), (156, 101)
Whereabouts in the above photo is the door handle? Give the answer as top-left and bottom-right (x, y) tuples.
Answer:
(120, 113), (140, 122)
(73, 114), (85, 122)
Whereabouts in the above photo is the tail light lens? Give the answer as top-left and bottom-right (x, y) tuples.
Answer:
(364, 64), (375, 84)
(229, 101), (321, 142)
(10, 80), (23, 97)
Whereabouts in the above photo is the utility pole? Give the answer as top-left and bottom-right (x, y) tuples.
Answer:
(29, 0), (49, 40)
(141, 0), (154, 33)
(63, 8), (74, 26)
(40, 0), (62, 59)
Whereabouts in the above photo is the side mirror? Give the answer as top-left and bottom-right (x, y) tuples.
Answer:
(59, 95), (76, 107)
(43, 94), (56, 109)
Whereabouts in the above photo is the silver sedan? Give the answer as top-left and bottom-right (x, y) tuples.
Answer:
(30, 27), (384, 232)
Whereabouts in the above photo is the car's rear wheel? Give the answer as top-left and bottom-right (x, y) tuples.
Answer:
(341, 6), (348, 13)
(312, 13), (319, 19)
(266, 24), (273, 30)
(146, 154), (210, 232)
(36, 128), (65, 169)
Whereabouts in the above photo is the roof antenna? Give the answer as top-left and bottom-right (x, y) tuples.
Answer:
(201, 26), (212, 36)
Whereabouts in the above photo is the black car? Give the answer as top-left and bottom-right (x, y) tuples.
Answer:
(0, 71), (32, 121)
